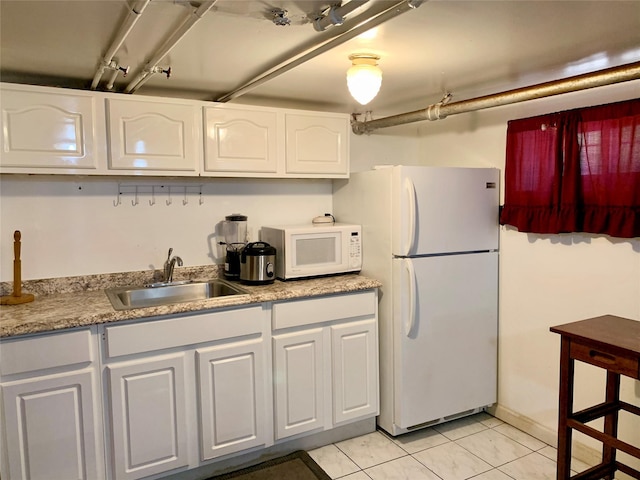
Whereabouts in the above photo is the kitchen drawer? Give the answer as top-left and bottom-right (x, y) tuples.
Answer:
(571, 341), (640, 378)
(104, 306), (264, 358)
(272, 290), (376, 330)
(1, 328), (94, 376)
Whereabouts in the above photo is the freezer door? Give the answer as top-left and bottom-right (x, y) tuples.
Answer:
(391, 166), (499, 256)
(392, 253), (498, 429)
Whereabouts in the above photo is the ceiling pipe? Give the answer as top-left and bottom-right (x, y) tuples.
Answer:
(216, 0), (424, 103)
(313, 0), (369, 31)
(91, 0), (150, 90)
(351, 61), (640, 134)
(124, 0), (219, 94)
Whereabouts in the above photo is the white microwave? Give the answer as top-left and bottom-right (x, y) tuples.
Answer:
(260, 223), (362, 280)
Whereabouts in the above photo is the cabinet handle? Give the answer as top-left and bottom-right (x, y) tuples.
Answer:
(589, 350), (616, 364)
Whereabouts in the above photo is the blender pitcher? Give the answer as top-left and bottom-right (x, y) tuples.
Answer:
(222, 214), (248, 279)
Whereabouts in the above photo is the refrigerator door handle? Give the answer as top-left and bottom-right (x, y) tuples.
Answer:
(404, 177), (417, 256)
(404, 258), (418, 337)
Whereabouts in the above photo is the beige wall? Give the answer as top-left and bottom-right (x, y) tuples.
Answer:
(353, 80), (640, 469)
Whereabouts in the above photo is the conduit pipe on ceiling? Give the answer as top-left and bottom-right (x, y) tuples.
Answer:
(313, 0), (369, 31)
(124, 0), (218, 93)
(351, 61), (640, 134)
(216, 0), (424, 103)
(91, 0), (150, 90)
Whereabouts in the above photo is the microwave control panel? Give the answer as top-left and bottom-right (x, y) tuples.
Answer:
(349, 231), (362, 268)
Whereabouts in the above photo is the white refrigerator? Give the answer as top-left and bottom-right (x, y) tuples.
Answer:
(333, 166), (499, 436)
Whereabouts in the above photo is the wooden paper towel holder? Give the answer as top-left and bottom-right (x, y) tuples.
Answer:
(1, 230), (35, 305)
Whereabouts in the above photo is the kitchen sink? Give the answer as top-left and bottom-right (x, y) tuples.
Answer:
(105, 279), (248, 311)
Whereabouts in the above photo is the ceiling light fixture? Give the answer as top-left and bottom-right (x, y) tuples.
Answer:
(347, 54), (382, 105)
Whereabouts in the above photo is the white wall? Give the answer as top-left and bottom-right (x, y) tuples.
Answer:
(0, 177), (332, 280)
(357, 80), (640, 466)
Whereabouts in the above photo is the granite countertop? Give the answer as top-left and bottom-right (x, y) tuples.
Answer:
(0, 266), (381, 338)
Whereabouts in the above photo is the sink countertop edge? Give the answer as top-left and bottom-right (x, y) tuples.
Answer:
(0, 274), (382, 338)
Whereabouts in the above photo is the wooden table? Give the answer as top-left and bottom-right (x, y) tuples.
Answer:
(550, 315), (640, 480)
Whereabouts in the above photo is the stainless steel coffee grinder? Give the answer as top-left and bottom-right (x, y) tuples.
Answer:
(221, 214), (248, 280)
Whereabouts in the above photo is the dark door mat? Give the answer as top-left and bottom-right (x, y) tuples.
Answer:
(206, 451), (331, 480)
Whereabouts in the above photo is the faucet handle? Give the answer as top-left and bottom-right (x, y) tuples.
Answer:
(166, 248), (173, 262)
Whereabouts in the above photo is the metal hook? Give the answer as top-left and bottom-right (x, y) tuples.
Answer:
(131, 186), (139, 206)
(113, 190), (122, 207)
(183, 186), (188, 206)
(199, 189), (204, 205)
(149, 186), (155, 206)
(166, 186), (172, 206)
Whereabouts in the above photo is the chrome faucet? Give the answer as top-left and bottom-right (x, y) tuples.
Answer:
(163, 248), (183, 283)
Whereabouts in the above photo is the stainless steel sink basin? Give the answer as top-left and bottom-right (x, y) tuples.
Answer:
(105, 279), (248, 311)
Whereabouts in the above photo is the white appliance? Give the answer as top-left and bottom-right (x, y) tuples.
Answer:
(260, 223), (362, 280)
(333, 166), (499, 436)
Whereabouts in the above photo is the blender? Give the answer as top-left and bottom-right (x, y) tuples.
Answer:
(222, 214), (248, 280)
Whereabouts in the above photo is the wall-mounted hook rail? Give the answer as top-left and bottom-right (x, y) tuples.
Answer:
(113, 188), (122, 206)
(113, 183), (203, 207)
(131, 186), (139, 206)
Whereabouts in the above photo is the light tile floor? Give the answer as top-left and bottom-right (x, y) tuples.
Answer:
(308, 412), (605, 480)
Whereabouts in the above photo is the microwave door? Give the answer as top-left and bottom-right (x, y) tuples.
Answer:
(289, 233), (341, 277)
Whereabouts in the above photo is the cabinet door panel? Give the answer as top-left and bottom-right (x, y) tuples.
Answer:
(107, 99), (199, 173)
(331, 319), (379, 424)
(204, 106), (278, 173)
(285, 113), (348, 175)
(197, 338), (266, 460)
(107, 354), (188, 480)
(0, 88), (98, 171)
(1, 369), (103, 480)
(272, 329), (324, 439)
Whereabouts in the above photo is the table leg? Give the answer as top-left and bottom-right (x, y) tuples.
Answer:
(557, 337), (574, 480)
(602, 370), (620, 480)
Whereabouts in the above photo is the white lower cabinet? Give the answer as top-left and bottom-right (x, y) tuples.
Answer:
(0, 328), (104, 480)
(272, 291), (379, 441)
(106, 353), (189, 480)
(331, 319), (379, 424)
(0, 289), (378, 480)
(197, 338), (267, 461)
(272, 328), (325, 439)
(101, 306), (269, 480)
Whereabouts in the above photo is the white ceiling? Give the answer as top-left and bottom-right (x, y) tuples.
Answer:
(1, 0), (640, 118)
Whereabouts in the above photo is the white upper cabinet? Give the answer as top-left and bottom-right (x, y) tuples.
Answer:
(106, 97), (200, 175)
(203, 105), (279, 174)
(0, 83), (104, 174)
(0, 83), (350, 178)
(204, 104), (350, 178)
(285, 112), (349, 177)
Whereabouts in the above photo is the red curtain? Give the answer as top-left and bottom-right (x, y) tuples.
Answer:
(499, 99), (640, 238)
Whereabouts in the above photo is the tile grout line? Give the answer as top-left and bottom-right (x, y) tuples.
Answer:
(315, 413), (577, 480)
